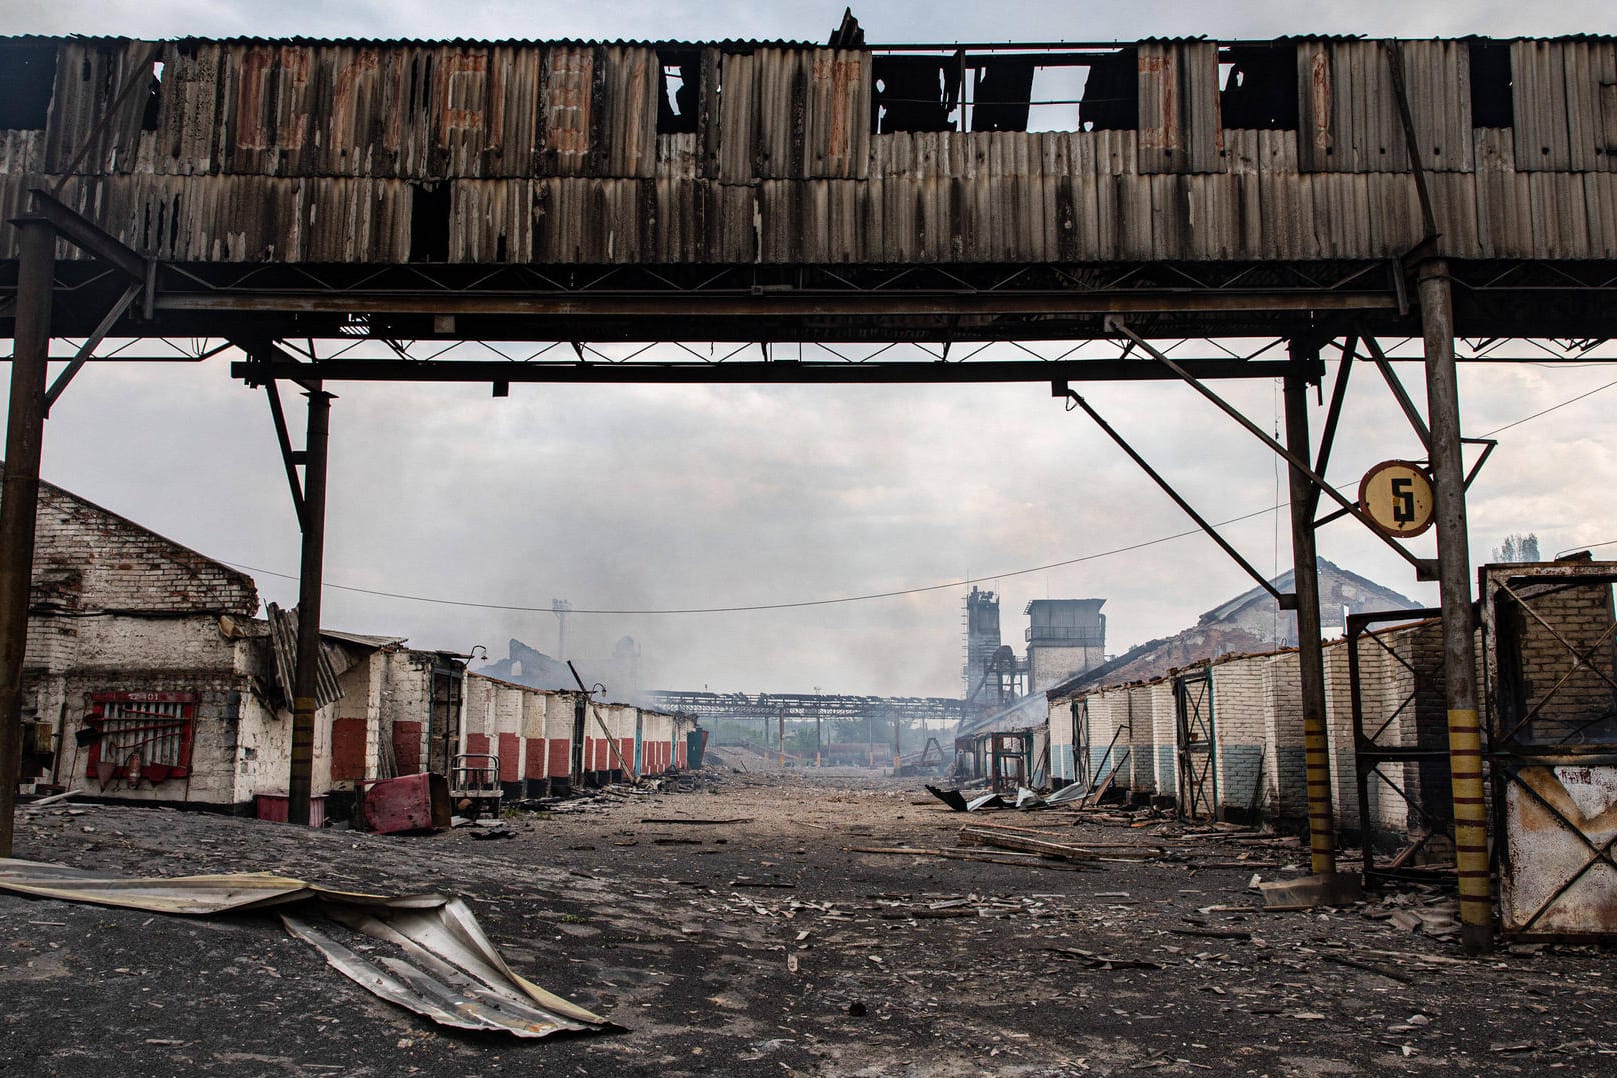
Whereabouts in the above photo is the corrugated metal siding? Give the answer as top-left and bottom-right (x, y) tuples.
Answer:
(43, 39), (153, 174)
(267, 603), (343, 711)
(1138, 42), (1222, 174)
(1297, 40), (1410, 173)
(5, 36), (1617, 264)
(1402, 40), (1474, 172)
(1513, 39), (1617, 172)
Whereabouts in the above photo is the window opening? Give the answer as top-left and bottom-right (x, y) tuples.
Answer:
(1219, 46), (1298, 130)
(1469, 42), (1513, 129)
(656, 48), (699, 135)
(970, 58), (1035, 132)
(872, 48), (1136, 134)
(872, 54), (960, 133)
(84, 692), (197, 787)
(1078, 49), (1137, 132)
(141, 60), (163, 132)
(409, 182), (452, 263)
(0, 42), (58, 130)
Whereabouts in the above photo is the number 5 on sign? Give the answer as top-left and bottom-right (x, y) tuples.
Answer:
(1359, 460), (1436, 539)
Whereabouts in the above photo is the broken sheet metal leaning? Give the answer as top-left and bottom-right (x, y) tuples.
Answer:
(0, 858), (615, 1039)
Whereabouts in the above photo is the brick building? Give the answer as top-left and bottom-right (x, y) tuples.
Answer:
(14, 469), (697, 816)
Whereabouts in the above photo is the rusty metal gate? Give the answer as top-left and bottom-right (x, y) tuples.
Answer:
(427, 665), (463, 776)
(1175, 669), (1217, 820)
(1071, 697), (1092, 789)
(989, 731), (1031, 795)
(1484, 562), (1617, 940)
(1347, 607), (1454, 887)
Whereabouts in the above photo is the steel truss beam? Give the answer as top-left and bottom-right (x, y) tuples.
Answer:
(647, 690), (963, 725)
(5, 237), (1617, 343)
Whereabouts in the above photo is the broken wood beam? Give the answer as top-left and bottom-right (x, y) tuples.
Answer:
(957, 826), (1103, 862)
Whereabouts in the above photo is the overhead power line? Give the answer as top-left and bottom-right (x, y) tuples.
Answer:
(227, 504), (1285, 616)
(226, 369), (1616, 617)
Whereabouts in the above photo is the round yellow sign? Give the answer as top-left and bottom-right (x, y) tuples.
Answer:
(1359, 460), (1436, 539)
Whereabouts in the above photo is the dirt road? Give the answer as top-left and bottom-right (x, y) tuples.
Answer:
(2, 770), (1613, 1076)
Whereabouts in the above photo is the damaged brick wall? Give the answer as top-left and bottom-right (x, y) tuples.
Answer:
(29, 479), (258, 617)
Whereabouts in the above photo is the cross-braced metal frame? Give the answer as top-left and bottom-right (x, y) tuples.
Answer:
(1484, 564), (1617, 940)
(1175, 668), (1218, 821)
(1348, 607), (1454, 888)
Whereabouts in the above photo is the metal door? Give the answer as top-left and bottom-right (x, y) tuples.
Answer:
(1175, 670), (1217, 820)
(1484, 563), (1617, 939)
(427, 666), (462, 776)
(570, 697), (587, 781)
(633, 709), (644, 775)
(1071, 698), (1092, 788)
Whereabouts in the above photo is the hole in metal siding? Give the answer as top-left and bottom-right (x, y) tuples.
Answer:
(410, 182), (452, 263)
(1470, 42), (1513, 129)
(1219, 46), (1299, 131)
(0, 42), (58, 130)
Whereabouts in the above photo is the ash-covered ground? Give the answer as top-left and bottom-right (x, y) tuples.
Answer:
(3, 769), (1613, 1077)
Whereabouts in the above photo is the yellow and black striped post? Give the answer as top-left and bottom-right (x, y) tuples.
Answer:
(1419, 261), (1493, 954)
(1284, 373), (1338, 876)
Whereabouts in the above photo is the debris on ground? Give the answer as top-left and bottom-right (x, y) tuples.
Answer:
(0, 858), (615, 1039)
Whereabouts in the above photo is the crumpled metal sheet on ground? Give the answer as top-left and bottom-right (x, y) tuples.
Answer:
(0, 858), (613, 1038)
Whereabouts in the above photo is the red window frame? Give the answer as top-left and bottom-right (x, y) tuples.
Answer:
(85, 692), (198, 785)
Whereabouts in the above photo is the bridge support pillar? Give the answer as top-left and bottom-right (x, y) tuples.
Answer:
(0, 219), (54, 857)
(288, 384), (332, 827)
(1283, 367), (1338, 877)
(1420, 259), (1492, 954)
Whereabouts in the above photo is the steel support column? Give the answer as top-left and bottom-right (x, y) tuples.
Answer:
(1419, 260), (1492, 954)
(288, 384), (332, 827)
(1284, 368), (1338, 876)
(0, 220), (54, 857)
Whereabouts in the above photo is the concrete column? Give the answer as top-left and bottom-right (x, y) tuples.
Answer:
(1284, 373), (1338, 876)
(1419, 260), (1491, 954)
(288, 384), (332, 827)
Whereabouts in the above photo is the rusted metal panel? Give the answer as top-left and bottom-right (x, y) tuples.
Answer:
(1138, 41), (1222, 174)
(1499, 763), (1617, 937)
(148, 42), (221, 175)
(804, 49), (870, 179)
(1297, 41), (1332, 171)
(1298, 40), (1408, 173)
(540, 44), (597, 176)
(538, 43), (657, 177)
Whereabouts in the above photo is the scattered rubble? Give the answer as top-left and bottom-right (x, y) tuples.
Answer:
(3, 771), (1613, 1076)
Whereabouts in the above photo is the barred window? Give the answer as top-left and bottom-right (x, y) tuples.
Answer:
(85, 692), (197, 787)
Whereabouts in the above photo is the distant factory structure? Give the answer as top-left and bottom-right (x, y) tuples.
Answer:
(963, 588), (1107, 712)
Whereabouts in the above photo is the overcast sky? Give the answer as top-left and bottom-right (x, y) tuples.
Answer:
(4, 1), (1617, 699)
